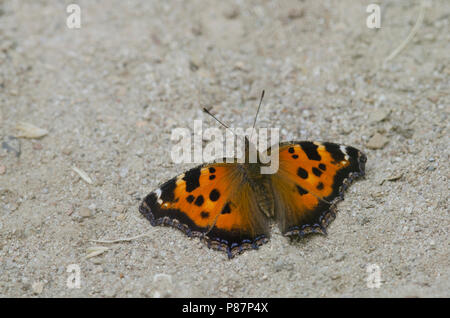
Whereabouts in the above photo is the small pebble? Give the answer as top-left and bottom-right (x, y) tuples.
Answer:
(136, 120), (147, 128)
(189, 57), (200, 71)
(335, 253), (346, 262)
(32, 142), (43, 150)
(91, 258), (104, 265)
(429, 240), (435, 247)
(135, 149), (144, 157)
(358, 216), (371, 225)
(62, 147), (72, 155)
(274, 259), (289, 272)
(234, 61), (247, 72)
(2, 136), (21, 157)
(95, 175), (105, 186)
(7, 203), (18, 212)
(72, 166), (93, 184)
(367, 133), (389, 149)
(116, 213), (126, 221)
(32, 281), (45, 295)
(287, 8), (305, 19)
(325, 83), (337, 94)
(79, 207), (92, 218)
(223, 7), (239, 19)
(331, 274), (341, 281)
(116, 86), (127, 97)
(119, 167), (128, 178)
(16, 122), (48, 139)
(93, 266), (103, 273)
(369, 108), (391, 123)
(115, 205), (127, 213)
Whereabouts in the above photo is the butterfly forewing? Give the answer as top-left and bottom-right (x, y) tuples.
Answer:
(269, 141), (366, 235)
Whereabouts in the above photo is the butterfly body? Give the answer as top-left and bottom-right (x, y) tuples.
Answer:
(140, 137), (366, 259)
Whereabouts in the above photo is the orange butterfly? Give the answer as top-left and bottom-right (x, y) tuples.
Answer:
(139, 92), (367, 258)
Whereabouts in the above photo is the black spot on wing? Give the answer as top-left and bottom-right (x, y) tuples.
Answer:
(209, 175), (216, 180)
(312, 167), (322, 177)
(160, 178), (176, 202)
(323, 142), (345, 163)
(186, 195), (194, 203)
(209, 189), (220, 201)
(297, 167), (308, 179)
(319, 163), (326, 171)
(200, 211), (210, 219)
(221, 202), (231, 214)
(292, 154), (298, 159)
(296, 185), (308, 195)
(288, 147), (295, 153)
(300, 141), (321, 161)
(183, 167), (201, 192)
(194, 195), (204, 206)
(208, 167), (216, 173)
(317, 182), (324, 190)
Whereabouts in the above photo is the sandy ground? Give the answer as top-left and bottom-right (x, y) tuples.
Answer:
(0, 0), (449, 297)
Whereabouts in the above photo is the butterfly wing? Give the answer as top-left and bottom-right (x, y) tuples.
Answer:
(269, 141), (366, 236)
(139, 163), (269, 258)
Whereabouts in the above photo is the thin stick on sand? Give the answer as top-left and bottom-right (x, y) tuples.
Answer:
(90, 232), (152, 244)
(384, 1), (427, 64)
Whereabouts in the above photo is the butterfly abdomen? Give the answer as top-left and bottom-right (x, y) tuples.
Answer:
(249, 177), (275, 218)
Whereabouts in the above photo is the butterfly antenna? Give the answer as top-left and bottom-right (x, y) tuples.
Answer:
(249, 90), (265, 142)
(252, 90), (265, 130)
(203, 107), (230, 129)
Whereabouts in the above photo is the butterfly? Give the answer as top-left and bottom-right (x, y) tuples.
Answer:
(139, 92), (367, 259)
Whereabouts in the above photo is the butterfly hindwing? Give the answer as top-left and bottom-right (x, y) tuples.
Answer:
(269, 141), (366, 236)
(139, 163), (269, 258)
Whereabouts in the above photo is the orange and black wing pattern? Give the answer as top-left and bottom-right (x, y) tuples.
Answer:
(270, 141), (366, 236)
(139, 163), (269, 258)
